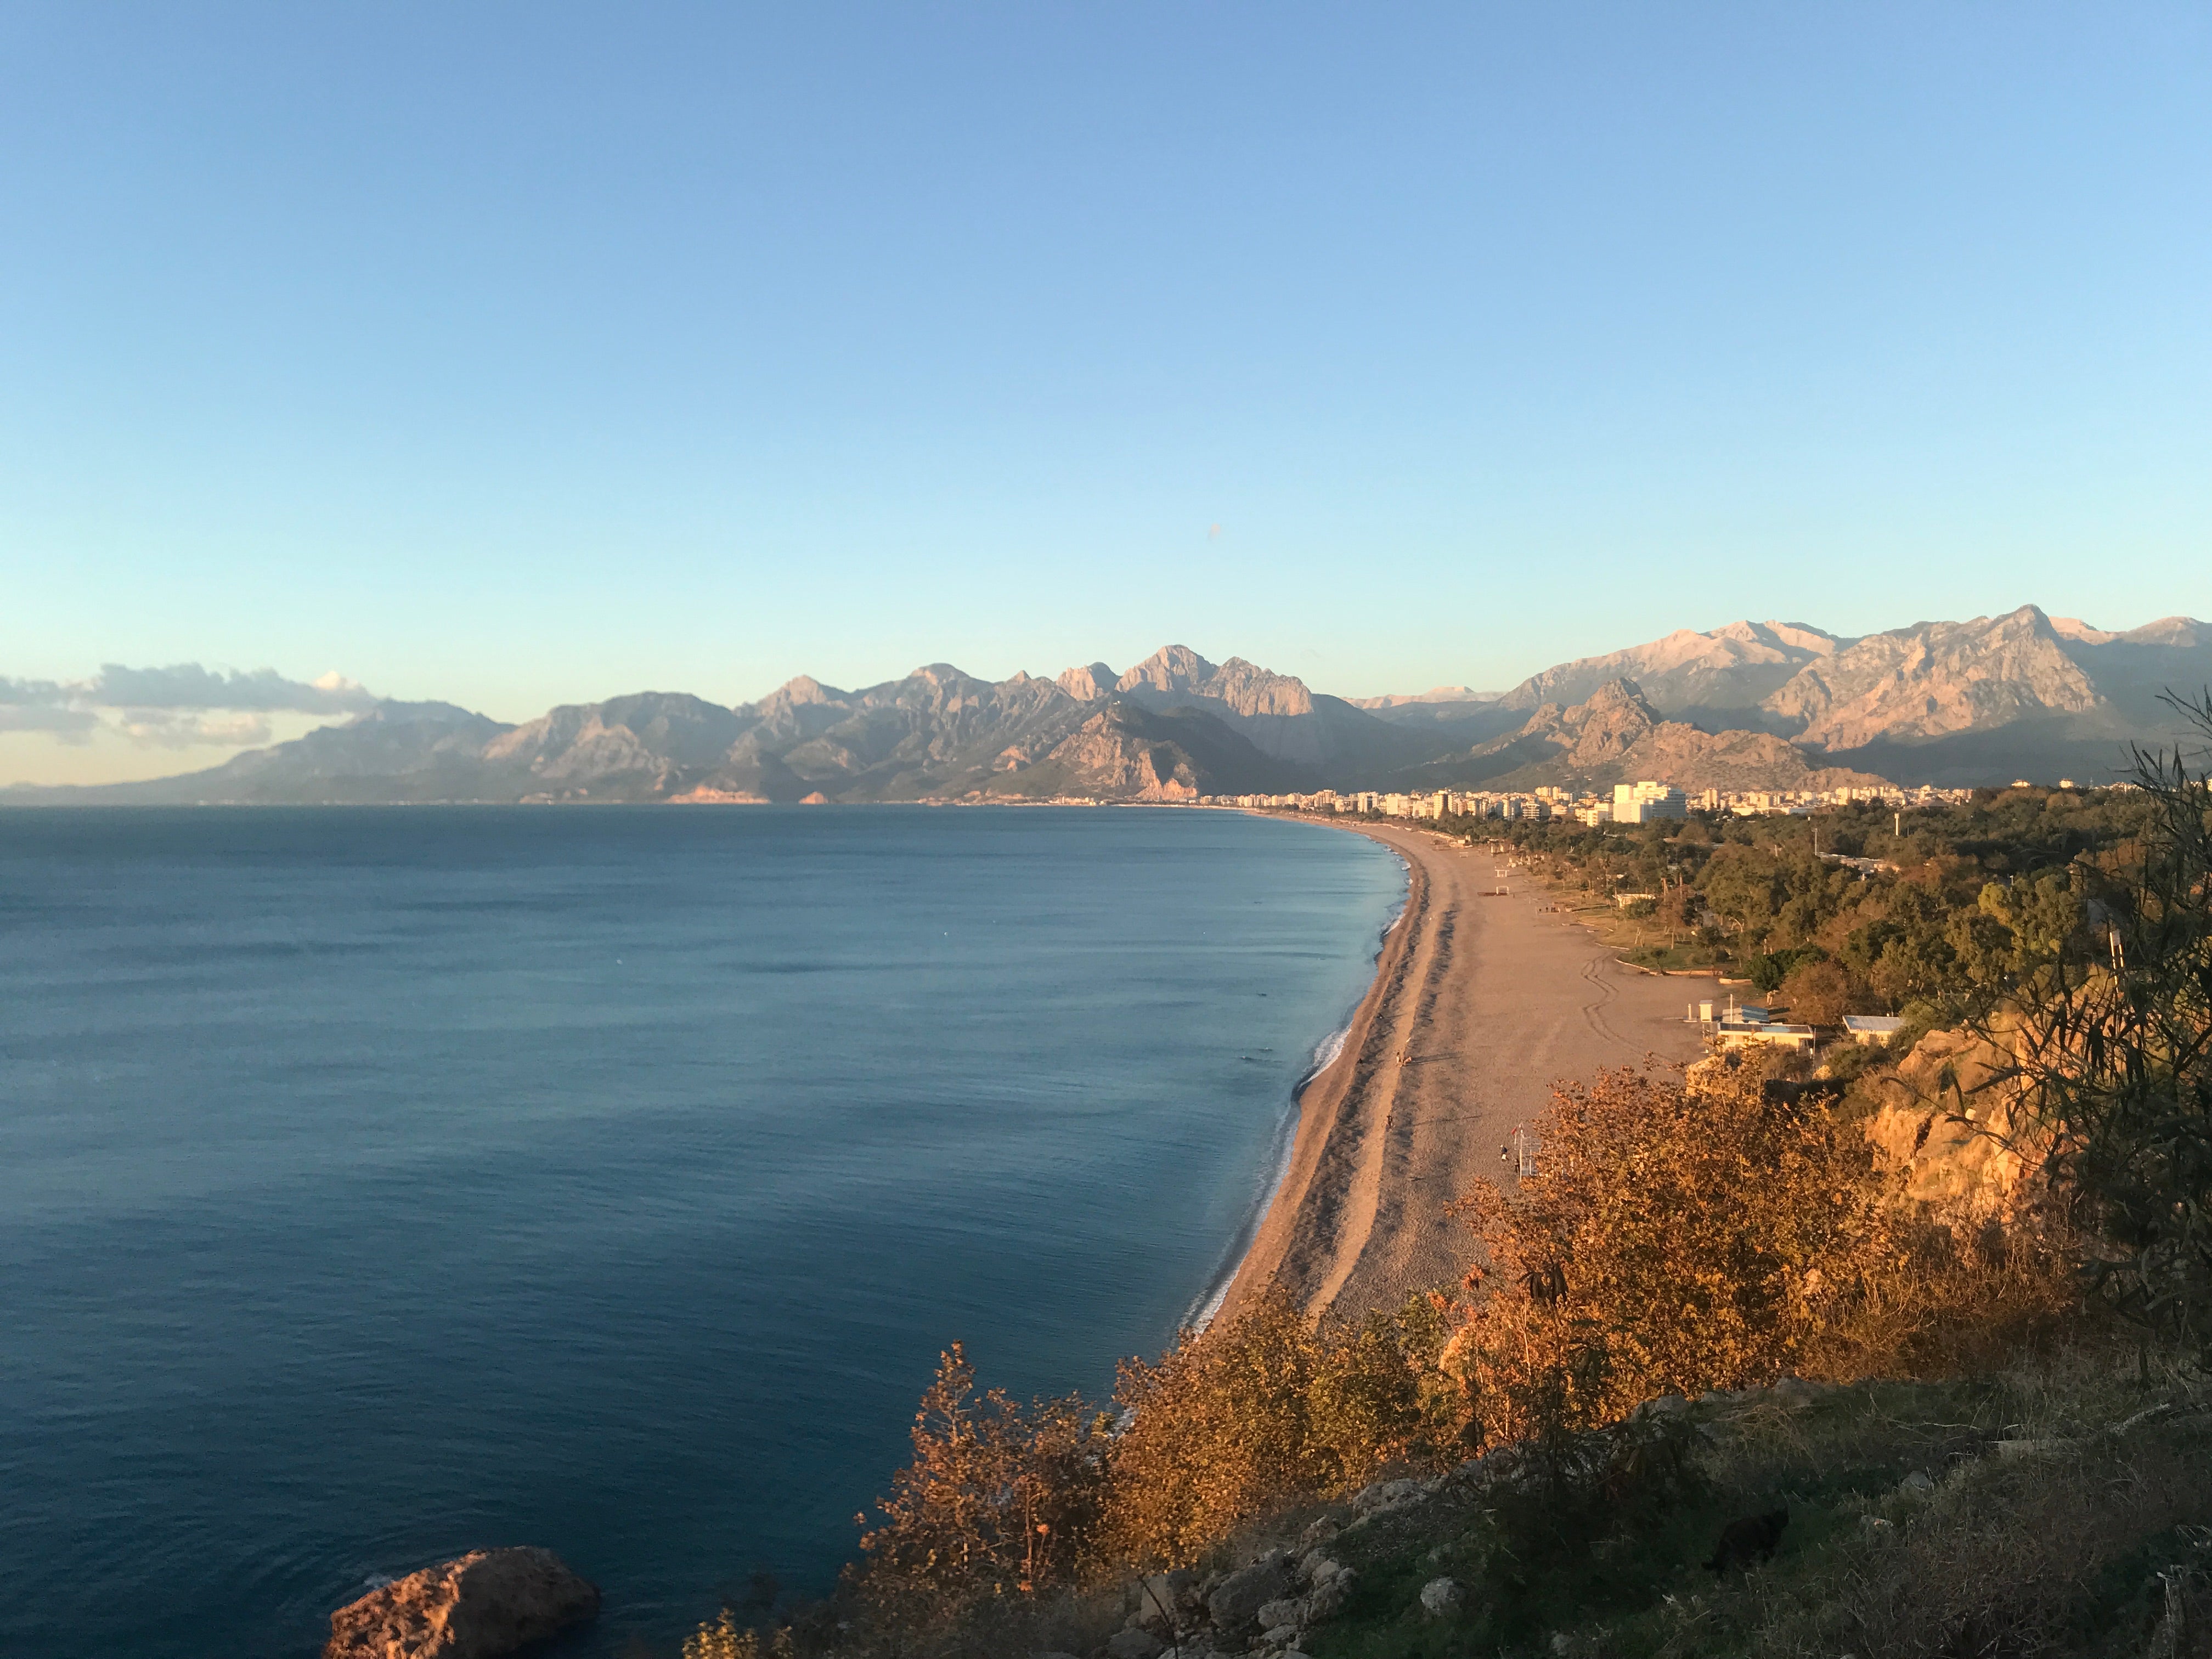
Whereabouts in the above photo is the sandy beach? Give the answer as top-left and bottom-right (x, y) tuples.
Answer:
(1223, 820), (1709, 1320)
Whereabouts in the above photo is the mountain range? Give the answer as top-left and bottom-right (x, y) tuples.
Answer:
(11, 606), (2208, 806)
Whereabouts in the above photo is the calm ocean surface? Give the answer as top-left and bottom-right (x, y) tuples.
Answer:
(0, 806), (1403, 1658)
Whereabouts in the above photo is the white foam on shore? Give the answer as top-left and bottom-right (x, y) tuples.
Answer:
(1182, 847), (1412, 1332)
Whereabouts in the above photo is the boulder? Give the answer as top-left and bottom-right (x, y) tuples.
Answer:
(1419, 1576), (1463, 1618)
(1305, 1573), (1352, 1622)
(1132, 1568), (1200, 1631)
(1298, 1552), (1340, 1585)
(1352, 1476), (1427, 1517)
(1107, 1629), (1166, 1659)
(1256, 1595), (1305, 1631)
(324, 1548), (599, 1659)
(1206, 1556), (1297, 1635)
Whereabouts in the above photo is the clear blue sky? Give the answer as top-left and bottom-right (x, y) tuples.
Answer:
(4, 3), (2208, 748)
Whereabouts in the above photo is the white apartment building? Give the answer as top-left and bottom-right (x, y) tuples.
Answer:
(1612, 781), (1686, 824)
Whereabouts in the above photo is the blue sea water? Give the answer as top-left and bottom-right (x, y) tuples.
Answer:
(0, 806), (1404, 1658)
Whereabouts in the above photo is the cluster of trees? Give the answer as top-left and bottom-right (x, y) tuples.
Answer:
(1492, 785), (2164, 1030)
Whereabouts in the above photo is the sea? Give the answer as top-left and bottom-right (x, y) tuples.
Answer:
(0, 805), (1405, 1657)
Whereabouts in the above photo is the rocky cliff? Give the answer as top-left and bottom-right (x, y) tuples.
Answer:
(1496, 619), (1842, 729)
(1766, 607), (2102, 749)
(1420, 679), (1885, 793)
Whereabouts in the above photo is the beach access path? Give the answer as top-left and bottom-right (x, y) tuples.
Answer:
(1223, 820), (1709, 1321)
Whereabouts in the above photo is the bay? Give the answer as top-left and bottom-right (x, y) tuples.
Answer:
(0, 805), (1403, 1656)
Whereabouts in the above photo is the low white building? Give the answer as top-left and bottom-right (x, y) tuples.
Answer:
(1843, 1014), (1908, 1047)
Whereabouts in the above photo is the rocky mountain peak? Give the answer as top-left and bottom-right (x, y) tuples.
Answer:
(1712, 618), (1844, 656)
(1765, 605), (2101, 749)
(770, 674), (835, 706)
(1056, 661), (1118, 701)
(1116, 645), (1217, 696)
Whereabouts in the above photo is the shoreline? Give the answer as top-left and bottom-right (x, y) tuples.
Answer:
(1183, 857), (1412, 1331)
(1218, 817), (1708, 1322)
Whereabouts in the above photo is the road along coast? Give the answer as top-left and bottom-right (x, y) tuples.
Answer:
(1221, 820), (1708, 1322)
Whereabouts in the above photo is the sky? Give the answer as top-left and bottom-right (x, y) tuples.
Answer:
(3, 3), (2208, 783)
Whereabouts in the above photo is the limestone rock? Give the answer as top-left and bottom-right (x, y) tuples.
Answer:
(324, 1548), (599, 1659)
(1865, 1029), (2043, 1218)
(1304, 1573), (1352, 1622)
(1419, 1576), (1463, 1617)
(1206, 1555), (1297, 1635)
(1352, 1476), (1427, 1517)
(1256, 1595), (1305, 1630)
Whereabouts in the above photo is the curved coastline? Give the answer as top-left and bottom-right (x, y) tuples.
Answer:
(1216, 816), (1709, 1322)
(1182, 857), (1411, 1331)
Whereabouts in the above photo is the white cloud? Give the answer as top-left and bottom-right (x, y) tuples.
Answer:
(113, 709), (275, 749)
(0, 662), (381, 750)
(87, 663), (380, 713)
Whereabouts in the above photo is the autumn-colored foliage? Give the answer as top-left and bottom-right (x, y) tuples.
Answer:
(1103, 1288), (1459, 1568)
(1780, 956), (1853, 1026)
(718, 1046), (2099, 1657)
(1443, 1063), (1893, 1445)
(855, 1342), (1104, 1617)
(1441, 1059), (2084, 1454)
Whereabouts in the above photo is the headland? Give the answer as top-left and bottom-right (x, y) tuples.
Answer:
(1223, 819), (1709, 1319)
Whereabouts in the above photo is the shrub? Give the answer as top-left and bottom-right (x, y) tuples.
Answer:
(855, 1344), (1104, 1615)
(1443, 1064), (1893, 1444)
(1103, 1288), (1459, 1568)
(1781, 957), (1852, 1026)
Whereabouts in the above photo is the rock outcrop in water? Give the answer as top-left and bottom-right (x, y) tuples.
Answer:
(323, 1547), (599, 1659)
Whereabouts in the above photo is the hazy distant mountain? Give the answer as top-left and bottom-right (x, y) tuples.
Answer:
(10, 648), (1411, 805)
(10, 607), (2207, 805)
(19, 701), (516, 805)
(1347, 686), (1499, 709)
(1418, 679), (1884, 794)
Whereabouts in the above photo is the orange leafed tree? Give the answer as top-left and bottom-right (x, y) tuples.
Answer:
(856, 1343), (1104, 1615)
(1444, 1063), (1894, 1446)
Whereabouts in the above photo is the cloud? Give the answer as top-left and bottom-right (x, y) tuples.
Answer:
(113, 709), (275, 749)
(87, 663), (380, 714)
(0, 663), (380, 749)
(0, 675), (70, 706)
(0, 700), (99, 741)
